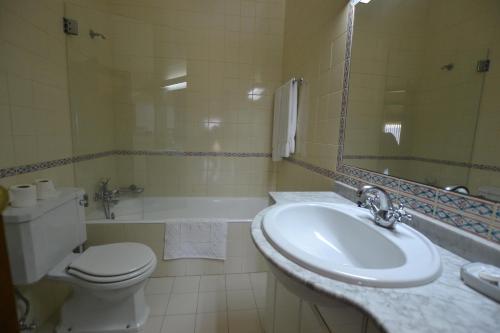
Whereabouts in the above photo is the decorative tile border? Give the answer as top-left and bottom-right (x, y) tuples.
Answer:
(115, 150), (271, 158)
(491, 228), (500, 243)
(437, 191), (494, 218)
(0, 151), (115, 178)
(0, 150), (272, 179)
(399, 181), (437, 202)
(336, 1), (355, 168)
(343, 155), (500, 173)
(336, 163), (500, 242)
(284, 157), (336, 179)
(434, 207), (491, 240)
(398, 194), (435, 216)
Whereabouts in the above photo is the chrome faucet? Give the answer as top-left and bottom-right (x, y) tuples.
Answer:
(356, 185), (412, 229)
(444, 185), (470, 195)
(94, 178), (119, 219)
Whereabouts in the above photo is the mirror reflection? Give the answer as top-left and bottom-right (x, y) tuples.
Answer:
(344, 0), (500, 201)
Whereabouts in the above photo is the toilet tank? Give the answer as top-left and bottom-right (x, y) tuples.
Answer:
(2, 188), (87, 285)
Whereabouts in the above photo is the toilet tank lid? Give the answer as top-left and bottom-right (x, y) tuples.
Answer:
(2, 188), (85, 224)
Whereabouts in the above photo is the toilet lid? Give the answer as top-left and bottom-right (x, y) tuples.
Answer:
(68, 243), (155, 278)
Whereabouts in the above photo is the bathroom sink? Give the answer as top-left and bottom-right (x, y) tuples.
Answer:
(262, 202), (442, 288)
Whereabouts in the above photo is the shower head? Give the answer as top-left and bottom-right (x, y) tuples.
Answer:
(89, 29), (106, 40)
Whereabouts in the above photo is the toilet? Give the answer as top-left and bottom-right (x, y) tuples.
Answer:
(3, 188), (157, 333)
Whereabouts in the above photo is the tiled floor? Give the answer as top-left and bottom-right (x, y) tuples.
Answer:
(143, 272), (268, 333)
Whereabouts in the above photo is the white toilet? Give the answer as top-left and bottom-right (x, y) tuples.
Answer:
(3, 188), (157, 333)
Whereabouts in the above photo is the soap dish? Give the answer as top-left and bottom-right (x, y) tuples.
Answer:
(461, 262), (500, 302)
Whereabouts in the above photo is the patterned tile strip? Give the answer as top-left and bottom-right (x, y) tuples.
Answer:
(434, 207), (492, 240)
(114, 150), (272, 158)
(399, 180), (438, 202)
(491, 227), (500, 243)
(397, 194), (435, 216)
(437, 190), (494, 218)
(0, 150), (272, 179)
(284, 157), (336, 179)
(336, 1), (355, 168)
(343, 154), (500, 173)
(0, 151), (115, 178)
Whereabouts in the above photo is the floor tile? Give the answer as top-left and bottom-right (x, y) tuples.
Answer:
(146, 277), (175, 295)
(228, 310), (262, 333)
(143, 316), (165, 333)
(161, 314), (196, 333)
(195, 312), (228, 333)
(249, 273), (267, 293)
(200, 275), (226, 292)
(227, 290), (256, 311)
(197, 291), (227, 313)
(250, 273), (267, 309)
(226, 274), (251, 290)
(172, 276), (201, 294)
(146, 294), (170, 316)
(167, 293), (198, 315)
(257, 309), (267, 329)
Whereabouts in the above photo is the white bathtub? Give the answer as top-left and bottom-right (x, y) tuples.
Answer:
(85, 196), (271, 276)
(86, 196), (271, 223)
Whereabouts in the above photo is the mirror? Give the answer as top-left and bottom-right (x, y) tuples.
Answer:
(343, 0), (500, 201)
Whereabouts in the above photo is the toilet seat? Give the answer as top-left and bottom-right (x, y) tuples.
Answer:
(67, 243), (155, 284)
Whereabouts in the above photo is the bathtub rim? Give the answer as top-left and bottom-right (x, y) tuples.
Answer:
(85, 217), (256, 224)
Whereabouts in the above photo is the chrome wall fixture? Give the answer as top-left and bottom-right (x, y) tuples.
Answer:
(89, 29), (106, 40)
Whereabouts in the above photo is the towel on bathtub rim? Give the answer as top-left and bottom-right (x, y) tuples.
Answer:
(163, 221), (227, 260)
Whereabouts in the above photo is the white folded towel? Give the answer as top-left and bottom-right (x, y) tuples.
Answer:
(163, 222), (227, 260)
(272, 79), (298, 161)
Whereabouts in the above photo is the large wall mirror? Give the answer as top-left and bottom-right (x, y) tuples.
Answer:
(343, 0), (500, 202)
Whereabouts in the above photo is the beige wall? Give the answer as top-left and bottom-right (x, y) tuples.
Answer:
(466, 0), (500, 194)
(346, 0), (428, 160)
(62, 0), (285, 198)
(0, 0), (75, 189)
(0, 0), (74, 327)
(116, 155), (275, 197)
(108, 0), (284, 197)
(404, 0), (489, 189)
(276, 0), (349, 190)
(65, 0), (118, 207)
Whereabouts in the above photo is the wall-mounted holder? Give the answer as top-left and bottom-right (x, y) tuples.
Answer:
(477, 59), (490, 73)
(63, 17), (79, 36)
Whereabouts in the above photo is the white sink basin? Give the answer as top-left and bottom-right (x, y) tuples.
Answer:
(262, 202), (442, 288)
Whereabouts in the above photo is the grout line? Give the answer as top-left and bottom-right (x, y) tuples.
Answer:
(225, 274), (230, 333)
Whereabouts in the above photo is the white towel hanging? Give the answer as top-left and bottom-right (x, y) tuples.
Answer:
(272, 79), (298, 161)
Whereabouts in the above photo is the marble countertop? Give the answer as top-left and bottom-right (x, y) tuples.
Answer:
(251, 192), (500, 333)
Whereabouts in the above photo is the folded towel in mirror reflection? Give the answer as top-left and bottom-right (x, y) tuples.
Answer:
(272, 79), (298, 161)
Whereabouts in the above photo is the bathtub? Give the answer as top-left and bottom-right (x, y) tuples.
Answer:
(85, 196), (271, 277)
(86, 196), (271, 223)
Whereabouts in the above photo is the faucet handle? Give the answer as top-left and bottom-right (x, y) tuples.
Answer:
(391, 204), (412, 224)
(357, 193), (375, 209)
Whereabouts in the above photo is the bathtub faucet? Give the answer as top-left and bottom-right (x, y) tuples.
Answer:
(94, 178), (120, 219)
